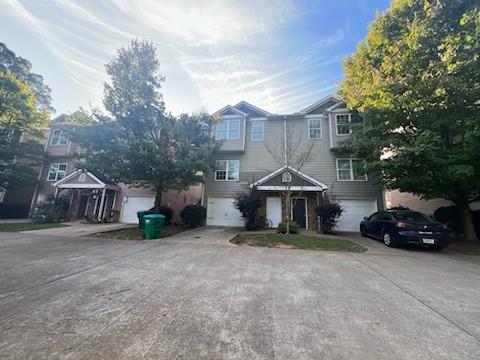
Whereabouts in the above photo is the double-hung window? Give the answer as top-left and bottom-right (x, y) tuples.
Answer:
(215, 160), (240, 181)
(308, 118), (322, 139)
(251, 121), (264, 141)
(50, 129), (69, 145)
(337, 159), (367, 181)
(47, 163), (67, 181)
(216, 119), (240, 140)
(335, 114), (351, 135)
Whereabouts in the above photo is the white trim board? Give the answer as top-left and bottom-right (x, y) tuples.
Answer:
(252, 165), (328, 190)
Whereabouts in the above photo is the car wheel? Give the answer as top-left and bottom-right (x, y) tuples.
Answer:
(382, 231), (395, 247)
(360, 225), (366, 237)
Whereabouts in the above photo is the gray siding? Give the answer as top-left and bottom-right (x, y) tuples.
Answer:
(205, 103), (384, 210)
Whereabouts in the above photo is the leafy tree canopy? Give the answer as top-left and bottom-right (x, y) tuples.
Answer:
(0, 43), (52, 188)
(339, 0), (480, 240)
(73, 40), (218, 211)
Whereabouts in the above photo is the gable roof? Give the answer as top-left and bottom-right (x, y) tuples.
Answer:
(53, 169), (118, 189)
(298, 94), (342, 115)
(233, 101), (271, 117)
(252, 165), (328, 190)
(213, 105), (247, 117)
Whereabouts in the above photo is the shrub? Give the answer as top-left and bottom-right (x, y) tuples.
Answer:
(153, 205), (173, 225)
(180, 204), (206, 227)
(434, 205), (480, 237)
(433, 206), (461, 234)
(233, 186), (263, 230)
(33, 194), (70, 223)
(315, 199), (343, 234)
(278, 220), (299, 234)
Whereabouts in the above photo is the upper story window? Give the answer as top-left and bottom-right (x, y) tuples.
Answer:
(308, 118), (322, 139)
(47, 163), (67, 181)
(215, 160), (240, 181)
(336, 158), (367, 181)
(335, 114), (351, 135)
(215, 119), (240, 140)
(251, 121), (264, 141)
(50, 129), (69, 145)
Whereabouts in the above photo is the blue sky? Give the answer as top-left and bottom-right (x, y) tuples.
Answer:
(0, 0), (390, 116)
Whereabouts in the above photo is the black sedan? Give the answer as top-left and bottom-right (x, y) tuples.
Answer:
(360, 210), (449, 249)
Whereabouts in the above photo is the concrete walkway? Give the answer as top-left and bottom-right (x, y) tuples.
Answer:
(21, 220), (135, 237)
(0, 218), (32, 224)
(1, 228), (479, 359)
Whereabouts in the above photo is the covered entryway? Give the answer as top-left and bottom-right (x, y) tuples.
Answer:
(253, 165), (328, 230)
(53, 169), (119, 222)
(336, 199), (378, 231)
(120, 196), (155, 223)
(206, 197), (244, 227)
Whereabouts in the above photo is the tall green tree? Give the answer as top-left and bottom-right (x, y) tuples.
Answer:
(0, 43), (51, 189)
(73, 40), (217, 212)
(339, 0), (480, 241)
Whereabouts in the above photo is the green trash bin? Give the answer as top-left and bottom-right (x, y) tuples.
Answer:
(144, 214), (165, 239)
(137, 211), (149, 229)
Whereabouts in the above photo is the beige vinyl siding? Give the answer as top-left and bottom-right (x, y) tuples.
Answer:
(386, 190), (453, 214)
(205, 114), (384, 210)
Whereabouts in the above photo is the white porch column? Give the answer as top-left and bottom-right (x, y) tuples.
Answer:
(54, 188), (59, 198)
(97, 188), (106, 222)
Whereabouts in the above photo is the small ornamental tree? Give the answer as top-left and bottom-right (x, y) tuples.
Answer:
(233, 186), (263, 230)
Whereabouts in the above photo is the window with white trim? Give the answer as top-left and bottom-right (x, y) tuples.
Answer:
(47, 163), (67, 181)
(335, 114), (351, 135)
(50, 129), (69, 145)
(308, 118), (321, 139)
(336, 159), (367, 181)
(215, 160), (240, 181)
(251, 121), (264, 141)
(215, 119), (240, 140)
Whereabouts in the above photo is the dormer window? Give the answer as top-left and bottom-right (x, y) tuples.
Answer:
(50, 129), (69, 145)
(216, 119), (240, 140)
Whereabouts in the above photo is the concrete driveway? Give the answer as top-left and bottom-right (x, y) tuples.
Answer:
(0, 228), (479, 359)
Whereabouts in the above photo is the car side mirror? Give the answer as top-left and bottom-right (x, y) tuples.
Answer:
(363, 216), (368, 220)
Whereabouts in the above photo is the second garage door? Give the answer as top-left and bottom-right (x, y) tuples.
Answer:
(206, 197), (244, 227)
(121, 196), (155, 223)
(336, 199), (378, 232)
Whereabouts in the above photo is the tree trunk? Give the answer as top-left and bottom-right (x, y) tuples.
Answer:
(458, 202), (477, 242)
(154, 188), (163, 213)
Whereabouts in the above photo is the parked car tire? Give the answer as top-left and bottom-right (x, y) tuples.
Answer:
(382, 230), (396, 247)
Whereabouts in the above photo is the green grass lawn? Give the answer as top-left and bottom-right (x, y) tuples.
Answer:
(92, 224), (191, 240)
(232, 232), (367, 252)
(0, 222), (68, 232)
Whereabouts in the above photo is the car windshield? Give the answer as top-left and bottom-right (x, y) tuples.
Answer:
(392, 211), (433, 223)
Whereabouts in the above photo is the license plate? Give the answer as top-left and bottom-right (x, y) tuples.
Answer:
(422, 238), (435, 244)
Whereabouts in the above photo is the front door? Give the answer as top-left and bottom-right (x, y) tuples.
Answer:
(266, 197), (282, 228)
(292, 198), (307, 229)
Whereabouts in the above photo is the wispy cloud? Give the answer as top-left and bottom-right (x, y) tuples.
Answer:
(1, 0), (351, 115)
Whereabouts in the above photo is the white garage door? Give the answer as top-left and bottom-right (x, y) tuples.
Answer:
(337, 199), (378, 232)
(121, 196), (155, 223)
(207, 197), (244, 227)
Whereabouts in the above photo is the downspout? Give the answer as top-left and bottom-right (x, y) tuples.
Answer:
(242, 115), (246, 151)
(283, 115), (287, 165)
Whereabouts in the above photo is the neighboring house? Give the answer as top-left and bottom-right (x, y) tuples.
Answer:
(203, 96), (385, 231)
(29, 114), (202, 223)
(386, 190), (480, 215)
